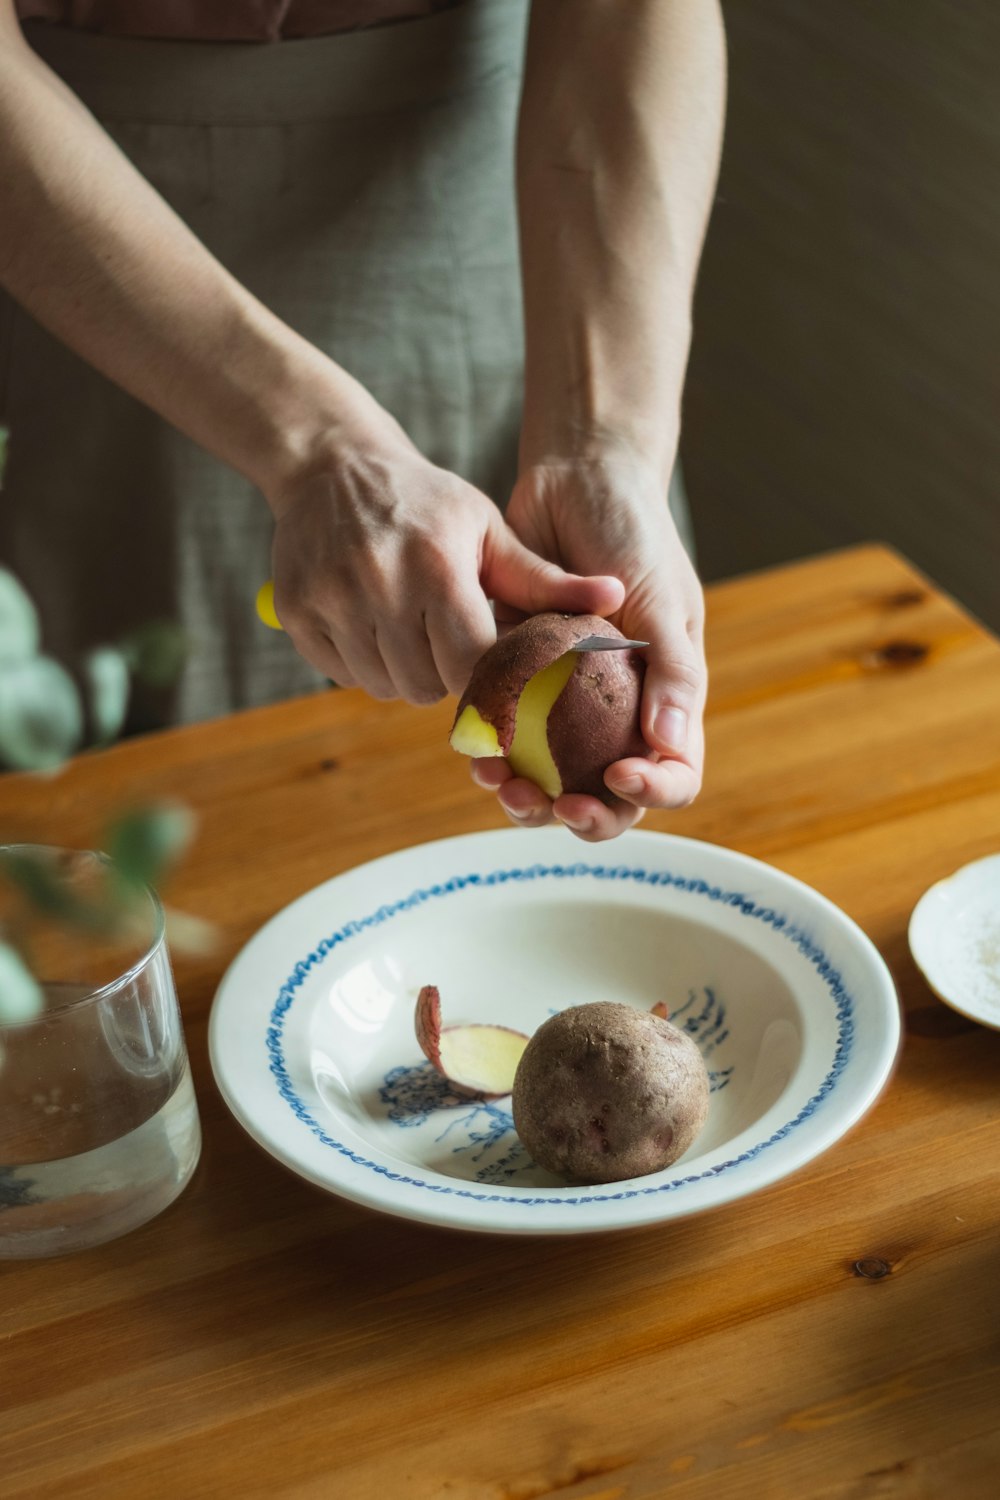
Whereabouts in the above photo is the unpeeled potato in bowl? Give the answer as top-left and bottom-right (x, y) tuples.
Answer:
(450, 613), (650, 804)
(512, 1002), (710, 1184)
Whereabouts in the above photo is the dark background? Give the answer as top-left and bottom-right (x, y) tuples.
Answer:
(682, 0), (1000, 630)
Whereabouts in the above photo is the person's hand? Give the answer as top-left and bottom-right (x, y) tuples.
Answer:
(267, 416), (625, 703)
(470, 455), (706, 840)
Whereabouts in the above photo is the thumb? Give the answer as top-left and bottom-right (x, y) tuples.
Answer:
(483, 521), (625, 619)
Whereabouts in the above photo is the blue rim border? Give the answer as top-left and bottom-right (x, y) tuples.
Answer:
(264, 861), (858, 1208)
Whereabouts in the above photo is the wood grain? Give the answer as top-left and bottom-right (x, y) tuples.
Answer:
(682, 0), (1000, 635)
(3, 546), (1000, 1499)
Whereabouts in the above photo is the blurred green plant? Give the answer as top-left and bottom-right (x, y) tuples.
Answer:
(0, 807), (198, 1023)
(0, 562), (187, 769)
(0, 424), (207, 1024)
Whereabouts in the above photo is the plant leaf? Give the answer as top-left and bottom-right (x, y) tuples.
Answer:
(0, 566), (41, 666)
(0, 848), (82, 921)
(0, 939), (44, 1024)
(83, 646), (131, 743)
(104, 803), (196, 892)
(0, 655), (83, 770)
(0, 847), (119, 933)
(119, 621), (188, 690)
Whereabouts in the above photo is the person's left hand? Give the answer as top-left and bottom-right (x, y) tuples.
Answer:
(469, 455), (707, 842)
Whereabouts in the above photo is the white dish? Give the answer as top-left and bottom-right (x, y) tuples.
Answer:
(209, 828), (901, 1236)
(909, 853), (1000, 1029)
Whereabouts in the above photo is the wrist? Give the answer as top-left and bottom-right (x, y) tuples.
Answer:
(232, 313), (408, 514)
(518, 417), (681, 494)
(519, 337), (686, 489)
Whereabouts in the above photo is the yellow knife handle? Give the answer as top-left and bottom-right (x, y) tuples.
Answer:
(256, 580), (284, 631)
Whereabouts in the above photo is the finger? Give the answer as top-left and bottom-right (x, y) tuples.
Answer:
(375, 620), (447, 706)
(327, 621), (397, 701)
(469, 757), (548, 830)
(492, 601), (529, 628)
(603, 750), (703, 811)
(271, 581), (370, 692)
(469, 757), (513, 790)
(289, 628), (358, 690)
(497, 776), (555, 828)
(553, 792), (644, 842)
(483, 521), (625, 619)
(425, 591), (498, 698)
(634, 615), (707, 770)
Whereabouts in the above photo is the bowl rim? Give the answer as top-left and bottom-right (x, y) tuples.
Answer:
(210, 827), (902, 1234)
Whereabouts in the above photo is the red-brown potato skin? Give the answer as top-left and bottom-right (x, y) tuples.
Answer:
(452, 613), (648, 804)
(546, 648), (647, 803)
(511, 1002), (710, 1184)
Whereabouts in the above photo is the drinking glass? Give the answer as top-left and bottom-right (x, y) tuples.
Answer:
(0, 846), (201, 1258)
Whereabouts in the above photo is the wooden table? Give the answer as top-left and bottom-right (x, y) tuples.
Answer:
(3, 545), (1000, 1499)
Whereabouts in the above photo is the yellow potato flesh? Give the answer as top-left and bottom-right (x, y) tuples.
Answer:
(507, 651), (577, 799)
(451, 705), (502, 758)
(438, 1025), (529, 1095)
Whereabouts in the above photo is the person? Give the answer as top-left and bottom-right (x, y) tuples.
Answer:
(0, 0), (725, 842)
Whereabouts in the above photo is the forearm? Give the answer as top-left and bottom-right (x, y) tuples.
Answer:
(0, 9), (380, 503)
(517, 0), (726, 481)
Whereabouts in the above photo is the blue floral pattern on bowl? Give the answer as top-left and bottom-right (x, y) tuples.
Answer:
(264, 860), (857, 1208)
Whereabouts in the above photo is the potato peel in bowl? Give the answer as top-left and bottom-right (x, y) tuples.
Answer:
(415, 984), (529, 1097)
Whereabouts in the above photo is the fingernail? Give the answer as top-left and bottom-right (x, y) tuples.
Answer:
(654, 705), (689, 754)
(505, 807), (532, 822)
(560, 816), (594, 834)
(607, 773), (643, 796)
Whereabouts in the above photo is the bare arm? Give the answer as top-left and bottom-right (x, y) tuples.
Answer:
(0, 4), (620, 701)
(517, 0), (725, 481)
(0, 4), (359, 494)
(476, 0), (725, 840)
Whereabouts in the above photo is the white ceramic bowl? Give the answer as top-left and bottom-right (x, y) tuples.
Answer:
(909, 853), (1000, 1029)
(209, 827), (901, 1235)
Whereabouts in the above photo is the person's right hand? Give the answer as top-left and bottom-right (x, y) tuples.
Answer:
(267, 416), (625, 704)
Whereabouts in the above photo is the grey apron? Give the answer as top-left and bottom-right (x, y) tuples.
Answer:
(1, 2), (690, 730)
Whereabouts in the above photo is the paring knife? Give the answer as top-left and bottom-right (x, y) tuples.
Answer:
(256, 583), (646, 650)
(571, 635), (648, 652)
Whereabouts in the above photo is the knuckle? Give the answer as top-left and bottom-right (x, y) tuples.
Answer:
(272, 592), (311, 634)
(278, 578), (351, 636)
(420, 537), (457, 582)
(659, 653), (705, 697)
(685, 602), (706, 639)
(683, 597), (707, 639)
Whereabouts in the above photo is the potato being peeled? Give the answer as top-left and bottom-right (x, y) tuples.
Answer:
(450, 613), (648, 804)
(512, 1001), (710, 1184)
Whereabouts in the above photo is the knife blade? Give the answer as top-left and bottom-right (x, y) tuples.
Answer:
(571, 635), (649, 653)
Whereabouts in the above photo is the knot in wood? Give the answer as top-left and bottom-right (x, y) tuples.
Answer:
(853, 1256), (892, 1280)
(883, 589), (925, 609)
(866, 640), (929, 669)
